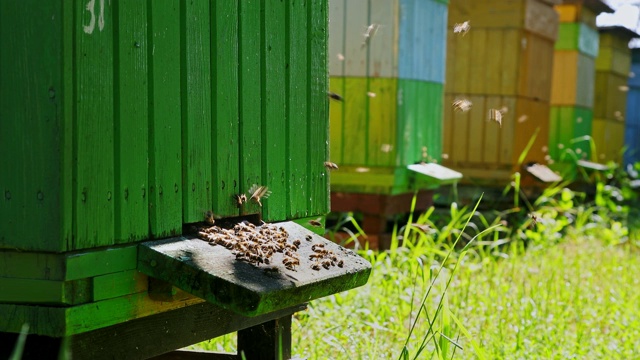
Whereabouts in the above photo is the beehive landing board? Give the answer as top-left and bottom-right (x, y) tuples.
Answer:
(138, 222), (371, 317)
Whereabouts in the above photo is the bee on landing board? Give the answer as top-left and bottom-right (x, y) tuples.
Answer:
(235, 193), (247, 207)
(247, 184), (271, 207)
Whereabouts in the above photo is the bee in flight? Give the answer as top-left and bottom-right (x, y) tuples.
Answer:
(452, 98), (472, 112)
(235, 193), (247, 207)
(361, 23), (380, 48)
(248, 184), (272, 207)
(453, 21), (470, 36)
(308, 218), (322, 227)
(489, 108), (504, 127)
(327, 91), (343, 102)
(324, 161), (339, 170)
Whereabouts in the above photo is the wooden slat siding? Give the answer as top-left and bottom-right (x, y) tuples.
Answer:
(398, 0), (415, 80)
(625, 88), (640, 165)
(342, 78), (369, 165)
(148, 0), (183, 239)
(499, 97), (518, 166)
(630, 62), (640, 88)
(367, 78), (398, 167)
(468, 29), (488, 95)
(328, 0), (346, 77)
(262, 0), (287, 221)
(114, 0), (149, 244)
(74, 0), (115, 249)
(369, 0), (396, 78)
(0, 245), (136, 281)
(594, 72), (628, 120)
(62, 1), (74, 251)
(287, 0), (310, 218)
(329, 77), (345, 164)
(513, 98), (550, 166)
(597, 48), (632, 77)
(592, 119), (625, 162)
(430, 1), (449, 84)
(556, 23), (599, 57)
(575, 53), (595, 108)
(551, 51), (577, 106)
(212, 0), (240, 218)
(0, 289), (204, 337)
(418, 82), (444, 162)
(0, 2), (63, 251)
(519, 32), (554, 102)
(93, 270), (147, 301)
(407, 0), (448, 83)
(180, 0), (212, 223)
(483, 96), (502, 165)
(239, 0), (264, 217)
(343, 0), (368, 77)
(448, 0), (526, 30)
(308, 0), (330, 216)
(466, 95), (485, 164)
(0, 277), (92, 305)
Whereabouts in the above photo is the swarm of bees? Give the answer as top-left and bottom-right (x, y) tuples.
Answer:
(453, 21), (470, 36)
(309, 242), (344, 271)
(198, 221), (301, 271)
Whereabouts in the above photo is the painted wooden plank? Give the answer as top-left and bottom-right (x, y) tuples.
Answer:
(181, 0), (213, 223)
(114, 0), (149, 244)
(501, 29), (521, 96)
(624, 87), (640, 165)
(329, 77), (345, 165)
(287, 0), (310, 219)
(576, 53), (595, 108)
(74, 0), (115, 249)
(211, 0), (240, 218)
(148, 0), (183, 239)
(429, 0), (449, 84)
(0, 1), (65, 252)
(629, 62), (640, 88)
(343, 0), (368, 77)
(468, 28), (488, 94)
(238, 0), (264, 217)
(262, 0), (287, 221)
(466, 95), (485, 164)
(483, 96), (503, 164)
(594, 72), (629, 121)
(417, 82), (444, 163)
(61, 1), (74, 251)
(513, 98), (550, 166)
(448, 0), (525, 30)
(596, 48), (632, 76)
(0, 278), (91, 305)
(137, 223), (371, 317)
(551, 51), (578, 106)
(368, 0), (396, 78)
(341, 78), (368, 165)
(0, 245), (137, 281)
(93, 270), (147, 301)
(398, 0), (415, 80)
(396, 80), (415, 166)
(519, 32), (555, 102)
(446, 21), (470, 94)
(308, 0), (330, 216)
(498, 97), (518, 166)
(328, 0), (346, 77)
(524, 0), (559, 41)
(367, 78), (398, 167)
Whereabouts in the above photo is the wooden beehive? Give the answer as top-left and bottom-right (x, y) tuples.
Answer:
(548, 0), (612, 179)
(625, 48), (640, 166)
(443, 0), (560, 184)
(593, 26), (639, 163)
(0, 1), (369, 355)
(328, 0), (449, 195)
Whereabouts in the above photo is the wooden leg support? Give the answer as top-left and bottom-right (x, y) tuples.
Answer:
(237, 315), (292, 360)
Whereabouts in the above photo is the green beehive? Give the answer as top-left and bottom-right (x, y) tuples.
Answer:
(0, 1), (371, 357)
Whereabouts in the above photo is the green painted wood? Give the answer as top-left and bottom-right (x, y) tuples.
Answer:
(74, 0), (115, 249)
(548, 106), (593, 163)
(0, 289), (203, 337)
(262, 0), (288, 221)
(181, 0), (213, 223)
(93, 270), (147, 301)
(0, 245), (136, 281)
(212, 0), (241, 218)
(556, 23), (599, 57)
(137, 222), (371, 317)
(114, 0), (149, 243)
(61, 1), (74, 251)
(0, 1), (65, 252)
(0, 278), (91, 305)
(148, 0), (183, 239)
(238, 0), (263, 217)
(287, 0), (310, 219)
(308, 0), (330, 216)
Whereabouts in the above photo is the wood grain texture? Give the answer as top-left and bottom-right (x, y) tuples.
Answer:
(181, 0), (213, 223)
(0, 278), (91, 305)
(0, 1), (65, 251)
(212, 0), (241, 218)
(114, 0), (149, 243)
(92, 269), (147, 301)
(74, 0), (115, 249)
(148, 0), (183, 239)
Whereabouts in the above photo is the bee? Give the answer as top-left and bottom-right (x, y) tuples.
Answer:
(311, 243), (325, 251)
(311, 262), (321, 271)
(248, 252), (264, 264)
(305, 234), (313, 241)
(337, 53), (345, 61)
(489, 108), (503, 128)
(283, 257), (299, 270)
(337, 260), (344, 268)
(452, 98), (472, 112)
(247, 184), (271, 207)
(321, 259), (332, 269)
(361, 23), (380, 48)
(309, 253), (324, 260)
(308, 218), (322, 227)
(453, 21), (470, 36)
(235, 193), (247, 207)
(293, 239), (301, 248)
(366, 92), (377, 98)
(529, 213), (539, 229)
(204, 210), (216, 225)
(324, 161), (339, 170)
(411, 223), (432, 234)
(327, 91), (344, 102)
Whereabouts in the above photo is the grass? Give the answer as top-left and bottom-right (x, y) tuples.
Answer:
(195, 162), (640, 359)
